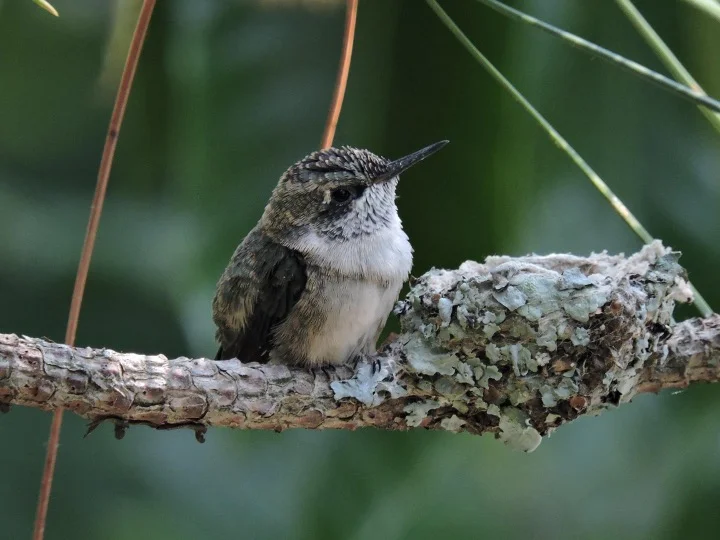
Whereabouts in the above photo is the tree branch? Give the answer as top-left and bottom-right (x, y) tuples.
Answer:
(1, 242), (718, 451)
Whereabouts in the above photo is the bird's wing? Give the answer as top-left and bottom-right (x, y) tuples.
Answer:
(212, 228), (307, 362)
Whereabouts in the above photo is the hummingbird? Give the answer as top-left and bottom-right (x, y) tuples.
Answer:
(212, 140), (448, 367)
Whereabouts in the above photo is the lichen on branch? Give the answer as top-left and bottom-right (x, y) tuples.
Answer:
(1, 242), (718, 451)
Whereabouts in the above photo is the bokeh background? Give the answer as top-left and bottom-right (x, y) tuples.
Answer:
(1, 0), (719, 538)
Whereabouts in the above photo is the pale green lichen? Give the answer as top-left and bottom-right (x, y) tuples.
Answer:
(487, 404), (501, 417)
(635, 336), (650, 361)
(481, 311), (497, 324)
(556, 321), (572, 340)
(540, 385), (558, 407)
(538, 377), (579, 407)
(508, 384), (534, 406)
(517, 304), (543, 321)
(508, 344), (534, 376)
(417, 380), (434, 393)
(616, 370), (640, 396)
(454, 361), (475, 385)
(571, 327), (590, 346)
(437, 297), (453, 324)
(331, 360), (407, 406)
(558, 267), (593, 290)
(456, 305), (472, 329)
(498, 407), (542, 452)
(562, 291), (608, 322)
(477, 364), (502, 389)
(485, 343), (500, 364)
(404, 399), (440, 427)
(484, 343), (537, 375)
(465, 356), (485, 380)
(440, 415), (466, 432)
(404, 337), (460, 376)
(562, 367), (577, 378)
(386, 241), (691, 450)
(418, 323), (436, 340)
(514, 274), (560, 308)
(448, 323), (466, 339)
(507, 319), (537, 340)
(452, 399), (469, 414)
(492, 286), (527, 311)
(483, 323), (500, 339)
(536, 321), (559, 351)
(554, 378), (579, 400)
(434, 377), (467, 400)
(535, 352), (551, 366)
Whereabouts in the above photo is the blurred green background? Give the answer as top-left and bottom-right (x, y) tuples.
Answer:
(1, 0), (719, 538)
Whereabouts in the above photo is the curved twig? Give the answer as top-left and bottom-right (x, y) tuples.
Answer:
(320, 0), (358, 148)
(33, 2), (157, 539)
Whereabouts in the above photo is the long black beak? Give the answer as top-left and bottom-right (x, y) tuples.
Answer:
(373, 140), (449, 183)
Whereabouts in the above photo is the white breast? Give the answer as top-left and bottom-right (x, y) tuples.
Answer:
(304, 276), (403, 365)
(279, 216), (413, 365)
(291, 219), (413, 282)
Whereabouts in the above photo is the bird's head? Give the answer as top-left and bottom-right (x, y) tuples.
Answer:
(262, 141), (448, 241)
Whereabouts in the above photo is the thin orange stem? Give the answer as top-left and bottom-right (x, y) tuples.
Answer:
(32, 2), (157, 539)
(320, 0), (358, 149)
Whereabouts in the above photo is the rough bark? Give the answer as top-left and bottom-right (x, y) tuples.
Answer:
(1, 241), (718, 451)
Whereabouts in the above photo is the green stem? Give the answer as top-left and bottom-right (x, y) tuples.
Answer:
(474, 0), (720, 114)
(681, 0), (720, 24)
(32, 0), (59, 16)
(615, 0), (720, 135)
(426, 0), (713, 317)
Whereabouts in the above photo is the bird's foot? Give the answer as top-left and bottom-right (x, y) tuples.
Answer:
(349, 354), (382, 376)
(322, 366), (335, 380)
(372, 358), (382, 375)
(311, 365), (339, 382)
(85, 416), (208, 443)
(85, 415), (126, 440)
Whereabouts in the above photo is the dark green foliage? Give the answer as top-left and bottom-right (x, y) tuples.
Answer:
(0, 1), (718, 538)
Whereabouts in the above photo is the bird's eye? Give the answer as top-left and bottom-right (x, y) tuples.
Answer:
(330, 187), (353, 203)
